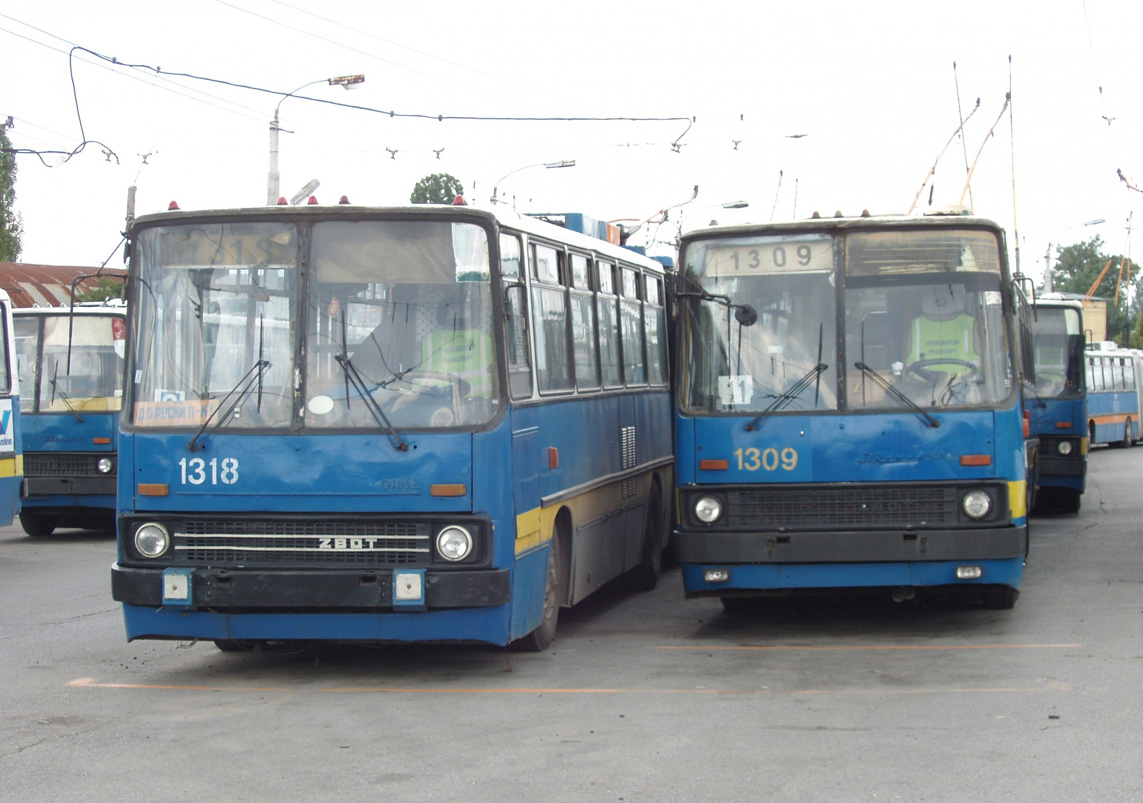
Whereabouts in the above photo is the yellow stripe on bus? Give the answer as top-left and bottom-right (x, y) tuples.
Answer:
(1008, 480), (1027, 519)
(0, 455), (20, 478)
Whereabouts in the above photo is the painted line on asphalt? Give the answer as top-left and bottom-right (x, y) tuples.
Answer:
(656, 643), (1083, 652)
(66, 678), (1070, 695)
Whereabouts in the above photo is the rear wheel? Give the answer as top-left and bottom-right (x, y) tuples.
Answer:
(19, 511), (57, 537)
(629, 488), (665, 592)
(511, 534), (560, 652)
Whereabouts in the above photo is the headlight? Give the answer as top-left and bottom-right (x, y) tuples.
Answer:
(694, 495), (724, 524)
(961, 490), (992, 520)
(436, 525), (473, 561)
(97, 456), (115, 474)
(134, 523), (170, 558)
(1057, 440), (1073, 456)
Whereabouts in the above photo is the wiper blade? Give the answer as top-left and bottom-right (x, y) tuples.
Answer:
(334, 353), (410, 452)
(745, 362), (828, 432)
(853, 362), (939, 428)
(186, 359), (271, 452)
(48, 372), (84, 423)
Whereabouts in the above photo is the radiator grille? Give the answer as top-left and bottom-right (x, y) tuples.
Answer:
(25, 452), (107, 477)
(176, 520), (431, 567)
(726, 486), (960, 530)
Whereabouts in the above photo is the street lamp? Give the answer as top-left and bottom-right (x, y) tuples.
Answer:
(1044, 217), (1105, 292)
(489, 160), (576, 206)
(267, 74), (364, 205)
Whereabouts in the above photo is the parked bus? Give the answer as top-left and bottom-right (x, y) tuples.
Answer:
(13, 301), (126, 535)
(1084, 342), (1143, 447)
(1029, 295), (1087, 513)
(0, 289), (22, 527)
(110, 203), (672, 650)
(671, 213), (1031, 609)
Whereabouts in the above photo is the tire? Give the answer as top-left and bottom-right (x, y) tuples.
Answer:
(19, 511), (57, 537)
(1056, 488), (1082, 515)
(214, 640), (255, 652)
(1118, 420), (1133, 448)
(982, 586), (1018, 610)
(511, 534), (560, 652)
(629, 488), (664, 592)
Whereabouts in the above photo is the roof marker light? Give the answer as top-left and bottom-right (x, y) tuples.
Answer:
(167, 201), (179, 211)
(277, 196), (288, 205)
(339, 195), (351, 204)
(453, 195), (466, 205)
(307, 196), (318, 205)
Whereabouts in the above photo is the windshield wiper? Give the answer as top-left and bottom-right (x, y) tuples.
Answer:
(853, 362), (939, 428)
(745, 362), (829, 432)
(186, 359), (271, 452)
(334, 317), (409, 451)
(48, 363), (84, 423)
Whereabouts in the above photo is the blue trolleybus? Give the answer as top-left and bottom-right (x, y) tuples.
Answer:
(1084, 342), (1143, 448)
(0, 289), (22, 527)
(110, 203), (672, 650)
(1029, 295), (1087, 513)
(671, 214), (1030, 609)
(13, 301), (126, 535)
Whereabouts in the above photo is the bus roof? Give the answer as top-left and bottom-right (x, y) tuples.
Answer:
(680, 212), (1008, 242)
(131, 203), (669, 273)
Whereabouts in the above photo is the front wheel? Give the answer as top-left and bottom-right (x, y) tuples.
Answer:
(982, 586), (1018, 610)
(19, 511), (57, 537)
(511, 534), (560, 652)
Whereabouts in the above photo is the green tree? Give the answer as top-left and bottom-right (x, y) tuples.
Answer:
(1050, 236), (1141, 345)
(73, 275), (125, 304)
(410, 173), (464, 205)
(0, 122), (22, 261)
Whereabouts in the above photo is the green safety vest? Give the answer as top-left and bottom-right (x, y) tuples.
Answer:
(907, 314), (977, 373)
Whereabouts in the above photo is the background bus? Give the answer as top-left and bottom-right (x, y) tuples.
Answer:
(13, 301), (126, 535)
(0, 289), (22, 527)
(110, 203), (672, 651)
(671, 214), (1030, 609)
(1029, 295), (1087, 513)
(1084, 342), (1143, 447)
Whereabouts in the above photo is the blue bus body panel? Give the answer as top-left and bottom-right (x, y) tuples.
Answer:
(680, 407), (1024, 489)
(1030, 396), (1088, 493)
(0, 402), (20, 526)
(1087, 390), (1139, 444)
(676, 404), (1026, 596)
(21, 411), (118, 512)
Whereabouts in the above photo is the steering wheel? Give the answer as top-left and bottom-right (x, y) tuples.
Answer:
(905, 358), (979, 383)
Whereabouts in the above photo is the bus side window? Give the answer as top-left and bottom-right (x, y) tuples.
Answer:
(501, 234), (533, 400)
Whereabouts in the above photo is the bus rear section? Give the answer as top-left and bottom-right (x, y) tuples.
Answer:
(13, 303), (125, 535)
(1029, 297), (1087, 513)
(110, 204), (671, 650)
(0, 289), (21, 527)
(672, 215), (1029, 609)
(1084, 343), (1142, 448)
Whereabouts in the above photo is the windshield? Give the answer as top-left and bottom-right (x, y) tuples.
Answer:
(680, 234), (838, 413)
(130, 217), (496, 431)
(15, 313), (126, 413)
(1031, 305), (1084, 399)
(679, 226), (1013, 415)
(303, 220), (497, 429)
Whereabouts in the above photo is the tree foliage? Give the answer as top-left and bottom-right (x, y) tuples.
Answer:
(0, 124), (22, 262)
(1049, 235), (1142, 346)
(410, 173), (464, 205)
(73, 276), (125, 304)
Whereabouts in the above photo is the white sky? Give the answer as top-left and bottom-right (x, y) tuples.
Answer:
(2, 0), (1141, 287)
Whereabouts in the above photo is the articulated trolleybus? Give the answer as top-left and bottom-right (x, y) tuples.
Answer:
(111, 203), (672, 650)
(0, 289), (22, 527)
(1029, 295), (1087, 513)
(672, 214), (1030, 609)
(1084, 342), (1143, 448)
(13, 301), (127, 535)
